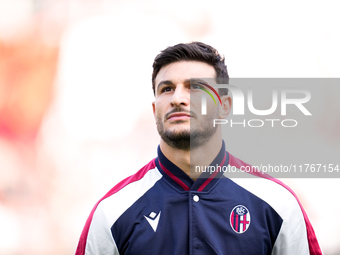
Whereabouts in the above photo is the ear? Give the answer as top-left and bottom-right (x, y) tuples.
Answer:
(152, 101), (156, 120)
(219, 95), (232, 119)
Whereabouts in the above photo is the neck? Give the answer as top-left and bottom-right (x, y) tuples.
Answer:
(160, 128), (223, 180)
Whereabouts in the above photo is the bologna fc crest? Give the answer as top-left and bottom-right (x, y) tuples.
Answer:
(230, 205), (251, 234)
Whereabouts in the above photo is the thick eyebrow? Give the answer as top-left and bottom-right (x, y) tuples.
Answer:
(190, 78), (210, 85)
(156, 80), (175, 90)
(157, 78), (208, 89)
(156, 79), (192, 91)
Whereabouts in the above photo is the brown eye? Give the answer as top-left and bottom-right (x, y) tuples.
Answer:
(161, 87), (173, 93)
(191, 83), (203, 90)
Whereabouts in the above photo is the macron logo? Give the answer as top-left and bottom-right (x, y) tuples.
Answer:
(144, 211), (161, 232)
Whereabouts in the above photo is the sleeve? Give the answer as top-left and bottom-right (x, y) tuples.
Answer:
(75, 202), (120, 255)
(228, 154), (323, 255)
(228, 174), (323, 254)
(74, 160), (161, 255)
(270, 190), (322, 255)
(269, 179), (323, 255)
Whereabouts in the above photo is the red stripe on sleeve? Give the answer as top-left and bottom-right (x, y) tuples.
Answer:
(228, 153), (323, 255)
(75, 159), (157, 255)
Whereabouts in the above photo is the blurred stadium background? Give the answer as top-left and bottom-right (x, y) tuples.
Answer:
(0, 0), (339, 254)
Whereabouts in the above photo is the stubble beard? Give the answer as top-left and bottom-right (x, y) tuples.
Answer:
(156, 107), (219, 151)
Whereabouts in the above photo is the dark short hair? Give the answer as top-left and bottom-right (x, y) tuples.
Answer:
(152, 42), (229, 95)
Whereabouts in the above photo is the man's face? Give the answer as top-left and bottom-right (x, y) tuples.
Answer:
(152, 61), (220, 150)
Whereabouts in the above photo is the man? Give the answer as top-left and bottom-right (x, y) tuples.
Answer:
(75, 42), (322, 254)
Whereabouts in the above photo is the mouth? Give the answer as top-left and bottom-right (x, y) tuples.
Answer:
(167, 112), (191, 121)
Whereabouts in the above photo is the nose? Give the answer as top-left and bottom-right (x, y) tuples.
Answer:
(171, 85), (189, 107)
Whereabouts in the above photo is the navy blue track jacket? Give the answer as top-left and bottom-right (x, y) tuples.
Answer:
(76, 142), (322, 255)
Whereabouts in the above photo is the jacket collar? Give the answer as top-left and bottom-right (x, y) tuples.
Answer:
(155, 140), (229, 192)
